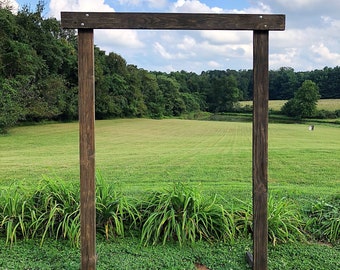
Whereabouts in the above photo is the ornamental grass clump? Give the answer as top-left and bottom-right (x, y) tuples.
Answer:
(0, 187), (31, 246)
(306, 196), (340, 245)
(267, 196), (306, 245)
(0, 178), (81, 247)
(96, 173), (140, 240)
(140, 182), (235, 246)
(31, 177), (80, 247)
(233, 196), (305, 245)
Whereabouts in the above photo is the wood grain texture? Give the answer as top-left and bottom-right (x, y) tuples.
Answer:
(61, 12), (285, 31)
(78, 29), (96, 270)
(252, 30), (269, 270)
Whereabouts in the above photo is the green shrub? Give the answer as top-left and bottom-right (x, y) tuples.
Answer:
(267, 196), (306, 245)
(96, 172), (140, 239)
(305, 196), (340, 244)
(335, 109), (340, 118)
(140, 183), (235, 246)
(314, 109), (337, 119)
(233, 200), (253, 239)
(31, 177), (81, 247)
(2, 178), (330, 248)
(233, 196), (305, 245)
(0, 187), (31, 245)
(0, 178), (81, 247)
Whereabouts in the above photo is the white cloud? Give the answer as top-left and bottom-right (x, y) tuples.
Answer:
(311, 43), (340, 65)
(268, 0), (340, 13)
(171, 0), (223, 13)
(177, 36), (196, 50)
(261, 0), (340, 28)
(207, 60), (222, 69)
(49, 0), (114, 19)
(153, 40), (195, 60)
(118, 0), (140, 5)
(118, 0), (168, 9)
(154, 42), (172, 59)
(270, 48), (298, 69)
(95, 29), (144, 50)
(1, 0), (19, 13)
(200, 31), (251, 45)
(242, 2), (272, 14)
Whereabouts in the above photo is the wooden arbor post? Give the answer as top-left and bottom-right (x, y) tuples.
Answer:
(253, 30), (269, 269)
(78, 28), (96, 269)
(61, 12), (285, 270)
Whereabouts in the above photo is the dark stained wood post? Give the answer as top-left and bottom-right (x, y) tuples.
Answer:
(253, 30), (269, 270)
(78, 28), (96, 270)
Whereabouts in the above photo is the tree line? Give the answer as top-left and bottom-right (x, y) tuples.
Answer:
(1, 3), (340, 133)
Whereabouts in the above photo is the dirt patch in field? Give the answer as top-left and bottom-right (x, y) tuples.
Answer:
(194, 263), (210, 270)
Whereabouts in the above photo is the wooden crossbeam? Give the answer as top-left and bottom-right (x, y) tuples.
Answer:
(61, 12), (285, 31)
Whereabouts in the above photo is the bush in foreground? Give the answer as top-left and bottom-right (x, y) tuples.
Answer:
(305, 196), (340, 245)
(1, 178), (338, 247)
(140, 183), (235, 246)
(233, 196), (306, 245)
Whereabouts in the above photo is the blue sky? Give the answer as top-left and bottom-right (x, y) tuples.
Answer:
(11, 1), (340, 73)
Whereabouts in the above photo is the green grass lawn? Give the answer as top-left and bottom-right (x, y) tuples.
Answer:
(1, 118), (339, 200)
(0, 118), (339, 269)
(240, 98), (340, 111)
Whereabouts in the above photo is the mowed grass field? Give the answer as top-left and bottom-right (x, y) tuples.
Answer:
(240, 98), (340, 111)
(0, 118), (339, 202)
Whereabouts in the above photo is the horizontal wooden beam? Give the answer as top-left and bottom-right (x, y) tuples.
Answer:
(61, 12), (285, 31)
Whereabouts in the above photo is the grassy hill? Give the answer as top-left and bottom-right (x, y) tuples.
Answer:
(1, 118), (339, 201)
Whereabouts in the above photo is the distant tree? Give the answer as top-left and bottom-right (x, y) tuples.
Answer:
(157, 75), (185, 116)
(225, 75), (242, 110)
(140, 70), (165, 118)
(0, 78), (23, 133)
(281, 80), (320, 118)
(205, 71), (241, 112)
(269, 67), (299, 100)
(126, 65), (147, 117)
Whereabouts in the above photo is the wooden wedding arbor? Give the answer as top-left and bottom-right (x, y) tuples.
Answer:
(61, 12), (285, 270)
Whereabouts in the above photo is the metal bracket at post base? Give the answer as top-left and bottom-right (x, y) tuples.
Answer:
(246, 251), (254, 268)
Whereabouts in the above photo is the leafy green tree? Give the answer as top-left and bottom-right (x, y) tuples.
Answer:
(225, 75), (242, 110)
(180, 92), (200, 112)
(269, 67), (299, 100)
(1, 39), (44, 78)
(95, 73), (129, 118)
(105, 52), (128, 77)
(126, 65), (147, 117)
(307, 66), (340, 99)
(157, 75), (185, 116)
(140, 70), (164, 118)
(0, 78), (24, 133)
(205, 71), (241, 112)
(36, 75), (70, 120)
(281, 80), (320, 118)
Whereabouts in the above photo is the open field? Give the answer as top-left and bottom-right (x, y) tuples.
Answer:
(0, 118), (339, 201)
(240, 98), (340, 111)
(0, 118), (339, 269)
